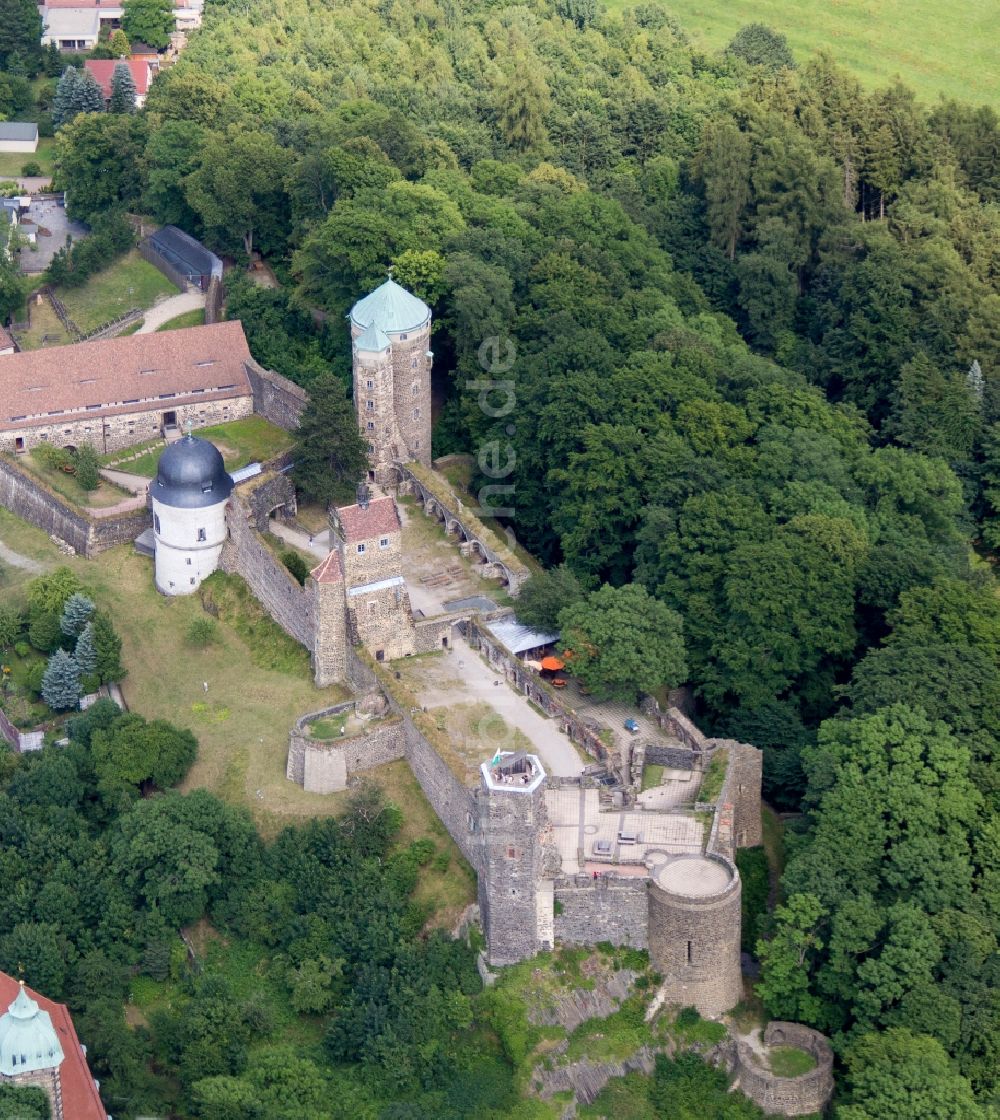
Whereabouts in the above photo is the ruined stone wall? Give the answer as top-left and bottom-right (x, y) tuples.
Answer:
(219, 489), (313, 647)
(243, 472), (297, 531)
(414, 615), (454, 653)
(244, 358), (307, 432)
(399, 711), (481, 870)
(736, 1022), (835, 1117)
(2, 394), (253, 457)
(727, 741), (764, 849)
(347, 583), (415, 661)
(553, 874), (649, 949)
(0, 456), (151, 556)
(644, 743), (701, 769)
(312, 578), (347, 687)
(287, 708), (406, 793)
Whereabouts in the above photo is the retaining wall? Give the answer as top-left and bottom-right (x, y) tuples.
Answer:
(553, 874), (649, 948)
(736, 1022), (834, 1116)
(287, 709), (406, 794)
(219, 489), (313, 647)
(244, 359), (307, 432)
(0, 457), (151, 556)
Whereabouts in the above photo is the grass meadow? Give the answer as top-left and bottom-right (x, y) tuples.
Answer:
(623, 0), (997, 106)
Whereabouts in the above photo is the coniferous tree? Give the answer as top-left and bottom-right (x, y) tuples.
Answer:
(52, 66), (81, 128)
(292, 373), (370, 506)
(0, 0), (44, 74)
(77, 69), (107, 114)
(108, 62), (137, 114)
(41, 648), (82, 711)
(75, 622), (97, 676)
(91, 612), (124, 683)
(108, 28), (130, 57)
(60, 592), (95, 638)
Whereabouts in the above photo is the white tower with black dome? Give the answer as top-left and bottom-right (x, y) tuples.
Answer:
(151, 432), (233, 596)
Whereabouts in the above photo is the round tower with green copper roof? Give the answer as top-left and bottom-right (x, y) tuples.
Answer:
(0, 981), (65, 1117)
(350, 278), (433, 484)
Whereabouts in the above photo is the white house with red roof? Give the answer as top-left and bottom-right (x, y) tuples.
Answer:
(84, 58), (154, 107)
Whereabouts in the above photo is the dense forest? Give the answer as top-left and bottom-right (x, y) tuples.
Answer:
(35, 0), (1000, 1113)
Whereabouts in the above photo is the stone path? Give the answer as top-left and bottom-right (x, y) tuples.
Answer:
(136, 290), (206, 333)
(269, 520), (330, 559)
(416, 635), (586, 779)
(99, 468), (151, 495)
(0, 539), (45, 574)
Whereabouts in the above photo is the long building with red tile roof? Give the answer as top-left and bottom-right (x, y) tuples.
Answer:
(0, 320), (254, 455)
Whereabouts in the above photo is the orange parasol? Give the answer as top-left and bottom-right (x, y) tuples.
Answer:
(540, 656), (565, 671)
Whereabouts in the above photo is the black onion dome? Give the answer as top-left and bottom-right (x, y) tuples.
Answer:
(153, 435), (233, 509)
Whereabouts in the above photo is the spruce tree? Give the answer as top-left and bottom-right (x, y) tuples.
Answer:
(293, 372), (370, 506)
(41, 648), (81, 711)
(91, 612), (125, 683)
(60, 592), (95, 638)
(52, 66), (81, 128)
(108, 62), (137, 114)
(77, 69), (107, 115)
(74, 622), (97, 675)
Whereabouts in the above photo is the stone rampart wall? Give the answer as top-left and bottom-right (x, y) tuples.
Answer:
(400, 710), (481, 870)
(219, 490), (313, 648)
(553, 874), (649, 949)
(243, 471), (297, 531)
(0, 456), (152, 556)
(245, 358), (307, 432)
(287, 713), (406, 793)
(736, 1022), (834, 1116)
(414, 614), (457, 653)
(644, 743), (700, 769)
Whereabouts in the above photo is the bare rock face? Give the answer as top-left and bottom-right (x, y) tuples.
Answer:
(356, 691), (389, 718)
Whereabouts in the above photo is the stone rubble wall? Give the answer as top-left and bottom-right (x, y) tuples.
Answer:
(0, 456), (151, 556)
(735, 1022), (835, 1117)
(244, 358), (307, 432)
(287, 710), (406, 794)
(553, 874), (649, 949)
(219, 488), (313, 647)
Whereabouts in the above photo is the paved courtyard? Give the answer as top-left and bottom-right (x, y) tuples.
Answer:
(544, 787), (704, 874)
(18, 198), (89, 274)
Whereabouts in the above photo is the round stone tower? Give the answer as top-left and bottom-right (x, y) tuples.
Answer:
(350, 278), (432, 484)
(0, 981), (65, 1118)
(151, 433), (233, 596)
(648, 853), (742, 1018)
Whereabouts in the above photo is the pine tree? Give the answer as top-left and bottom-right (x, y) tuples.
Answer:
(60, 592), (95, 637)
(41, 648), (81, 711)
(108, 62), (137, 114)
(74, 622), (97, 675)
(91, 612), (125, 683)
(52, 66), (81, 128)
(76, 69), (107, 114)
(292, 373), (371, 506)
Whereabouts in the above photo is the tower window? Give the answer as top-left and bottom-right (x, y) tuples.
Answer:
(368, 443), (375, 453)
(367, 421), (375, 430)
(366, 379), (374, 389)
(186, 558), (192, 565)
(357, 543), (365, 554)
(411, 358), (418, 368)
(400, 333), (408, 340)
(368, 602), (377, 615)
(686, 940), (693, 963)
(412, 382), (419, 395)
(154, 514), (160, 532)
(412, 408), (420, 420)
(414, 439), (420, 450)
(190, 577), (196, 585)
(379, 537), (389, 549)
(366, 400), (374, 410)
(197, 528), (206, 542)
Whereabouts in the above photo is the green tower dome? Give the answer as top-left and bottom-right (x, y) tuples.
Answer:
(0, 982), (64, 1076)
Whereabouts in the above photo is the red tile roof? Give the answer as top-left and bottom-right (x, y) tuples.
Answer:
(311, 550), (343, 584)
(0, 973), (107, 1120)
(0, 321), (253, 432)
(84, 59), (151, 98)
(336, 496), (400, 543)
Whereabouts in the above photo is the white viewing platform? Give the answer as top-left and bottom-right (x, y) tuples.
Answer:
(482, 750), (546, 793)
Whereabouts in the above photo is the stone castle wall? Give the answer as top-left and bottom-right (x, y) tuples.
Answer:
(353, 344), (395, 478)
(1, 394), (253, 458)
(736, 1022), (834, 1116)
(286, 704), (406, 794)
(0, 456), (151, 556)
(390, 328), (433, 465)
(553, 874), (649, 949)
(244, 358), (307, 432)
(219, 488), (313, 648)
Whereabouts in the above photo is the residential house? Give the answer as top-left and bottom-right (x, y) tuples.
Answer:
(84, 58), (153, 107)
(0, 123), (39, 154)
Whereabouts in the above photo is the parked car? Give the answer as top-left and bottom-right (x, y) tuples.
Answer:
(624, 718), (640, 734)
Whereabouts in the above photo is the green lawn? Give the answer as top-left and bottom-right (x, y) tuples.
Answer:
(157, 308), (206, 331)
(106, 416), (296, 478)
(769, 1045), (817, 1077)
(641, 762), (665, 791)
(309, 712), (349, 739)
(16, 449), (134, 510)
(620, 0), (997, 106)
(0, 137), (55, 179)
(57, 249), (178, 334)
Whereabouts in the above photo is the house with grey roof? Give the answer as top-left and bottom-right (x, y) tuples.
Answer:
(0, 123), (39, 154)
